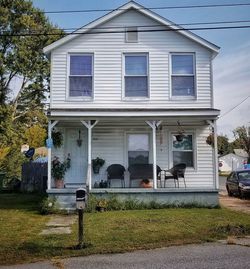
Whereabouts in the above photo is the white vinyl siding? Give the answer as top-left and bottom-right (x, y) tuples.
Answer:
(50, 9), (213, 109)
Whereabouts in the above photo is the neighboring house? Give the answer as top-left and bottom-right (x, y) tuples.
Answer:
(219, 149), (248, 172)
(43, 1), (220, 209)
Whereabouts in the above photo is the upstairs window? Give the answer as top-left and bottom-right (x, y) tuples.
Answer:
(69, 54), (93, 97)
(171, 54), (195, 97)
(125, 27), (138, 42)
(124, 54), (148, 97)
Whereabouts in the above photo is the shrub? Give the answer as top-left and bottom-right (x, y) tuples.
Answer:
(39, 196), (59, 215)
(85, 194), (98, 213)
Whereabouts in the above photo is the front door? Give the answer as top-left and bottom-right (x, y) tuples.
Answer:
(64, 128), (87, 185)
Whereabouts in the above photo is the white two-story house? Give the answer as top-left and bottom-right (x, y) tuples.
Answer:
(43, 1), (220, 209)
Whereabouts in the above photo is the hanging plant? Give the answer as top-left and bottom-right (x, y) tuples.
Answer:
(92, 157), (105, 174)
(175, 121), (185, 142)
(52, 131), (63, 148)
(206, 133), (214, 147)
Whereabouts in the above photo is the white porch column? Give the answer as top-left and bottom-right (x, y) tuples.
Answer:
(47, 120), (58, 190)
(213, 120), (219, 190)
(146, 120), (162, 190)
(81, 120), (99, 190)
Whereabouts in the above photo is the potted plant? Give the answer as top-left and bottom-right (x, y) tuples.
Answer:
(175, 133), (185, 142)
(206, 133), (214, 147)
(52, 130), (63, 148)
(52, 155), (71, 188)
(140, 179), (153, 188)
(175, 121), (185, 142)
(92, 157), (105, 174)
(96, 199), (108, 212)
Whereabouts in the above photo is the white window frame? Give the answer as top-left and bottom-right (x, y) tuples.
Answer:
(125, 131), (152, 167)
(169, 53), (196, 100)
(169, 131), (197, 170)
(66, 53), (94, 101)
(122, 53), (150, 101)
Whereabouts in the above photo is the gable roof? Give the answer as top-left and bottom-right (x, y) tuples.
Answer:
(43, 1), (220, 55)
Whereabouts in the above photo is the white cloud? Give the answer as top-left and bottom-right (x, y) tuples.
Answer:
(213, 42), (250, 140)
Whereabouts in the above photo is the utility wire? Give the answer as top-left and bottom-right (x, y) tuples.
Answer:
(219, 95), (250, 119)
(40, 3), (250, 14)
(1, 25), (250, 37)
(2, 19), (250, 33)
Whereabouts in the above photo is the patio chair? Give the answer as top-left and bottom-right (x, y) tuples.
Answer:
(162, 163), (187, 188)
(107, 164), (126, 188)
(128, 164), (161, 187)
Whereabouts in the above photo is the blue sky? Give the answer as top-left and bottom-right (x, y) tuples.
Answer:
(32, 0), (250, 139)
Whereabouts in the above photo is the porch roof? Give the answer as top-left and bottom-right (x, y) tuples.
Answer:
(48, 108), (220, 119)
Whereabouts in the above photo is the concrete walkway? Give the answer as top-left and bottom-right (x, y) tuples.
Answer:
(40, 215), (77, 235)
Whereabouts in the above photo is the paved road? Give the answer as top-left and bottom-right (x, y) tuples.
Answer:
(1, 243), (250, 269)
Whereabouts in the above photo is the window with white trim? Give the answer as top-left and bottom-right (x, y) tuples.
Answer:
(171, 54), (195, 97)
(128, 134), (149, 166)
(172, 134), (194, 167)
(124, 54), (148, 97)
(69, 54), (93, 97)
(125, 27), (138, 42)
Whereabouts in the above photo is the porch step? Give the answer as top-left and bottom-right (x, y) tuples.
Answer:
(64, 183), (86, 189)
(47, 188), (79, 211)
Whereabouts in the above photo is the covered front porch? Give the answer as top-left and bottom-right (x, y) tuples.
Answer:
(46, 109), (219, 208)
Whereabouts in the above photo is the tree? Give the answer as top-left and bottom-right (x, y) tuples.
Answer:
(0, 0), (63, 116)
(217, 135), (231, 155)
(0, 0), (63, 179)
(24, 124), (47, 148)
(233, 126), (250, 163)
(206, 133), (231, 155)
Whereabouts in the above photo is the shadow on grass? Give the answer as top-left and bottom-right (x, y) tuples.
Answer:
(0, 193), (45, 211)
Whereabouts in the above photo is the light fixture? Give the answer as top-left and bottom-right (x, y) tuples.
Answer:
(77, 130), (82, 147)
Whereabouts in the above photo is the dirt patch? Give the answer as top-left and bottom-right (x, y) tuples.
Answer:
(219, 191), (250, 214)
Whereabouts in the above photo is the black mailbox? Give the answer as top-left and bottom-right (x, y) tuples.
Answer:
(76, 188), (87, 209)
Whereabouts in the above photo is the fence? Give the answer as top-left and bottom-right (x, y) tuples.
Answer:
(21, 162), (47, 193)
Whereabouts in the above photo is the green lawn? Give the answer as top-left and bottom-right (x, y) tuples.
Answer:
(0, 193), (250, 265)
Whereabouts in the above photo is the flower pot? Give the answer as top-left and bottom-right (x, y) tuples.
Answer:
(96, 206), (106, 212)
(93, 165), (101, 174)
(140, 180), (153, 188)
(55, 179), (64, 188)
(176, 134), (184, 142)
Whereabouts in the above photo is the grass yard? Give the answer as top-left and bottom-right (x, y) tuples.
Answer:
(0, 193), (250, 265)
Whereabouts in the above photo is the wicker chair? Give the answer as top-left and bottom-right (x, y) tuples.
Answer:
(107, 164), (126, 188)
(161, 163), (187, 188)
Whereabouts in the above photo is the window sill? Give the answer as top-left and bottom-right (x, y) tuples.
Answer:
(170, 96), (196, 101)
(122, 97), (150, 102)
(66, 97), (94, 102)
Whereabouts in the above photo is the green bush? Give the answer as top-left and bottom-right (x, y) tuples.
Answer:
(39, 196), (59, 215)
(85, 194), (98, 213)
